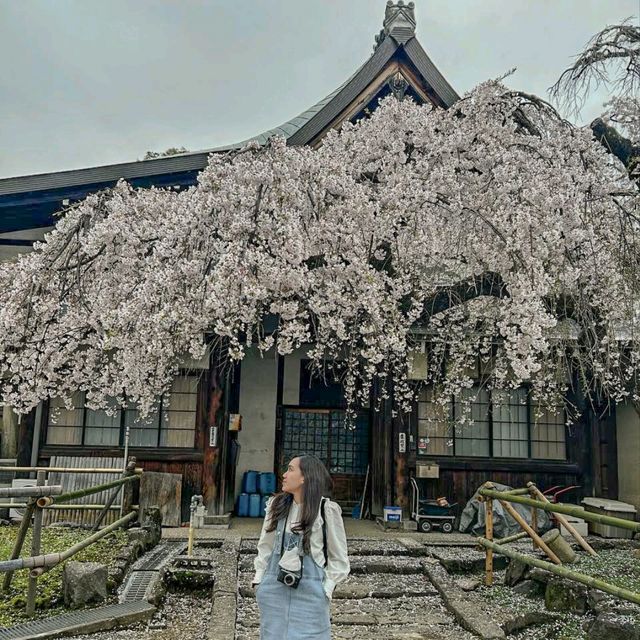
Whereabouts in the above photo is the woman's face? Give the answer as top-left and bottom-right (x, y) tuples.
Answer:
(282, 457), (304, 495)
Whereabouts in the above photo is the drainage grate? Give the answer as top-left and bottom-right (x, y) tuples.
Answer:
(120, 570), (160, 603)
(136, 540), (186, 571)
(0, 601), (155, 640)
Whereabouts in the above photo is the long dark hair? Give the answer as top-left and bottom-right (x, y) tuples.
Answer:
(265, 454), (333, 554)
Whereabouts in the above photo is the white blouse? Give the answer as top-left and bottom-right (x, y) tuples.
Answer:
(252, 496), (350, 599)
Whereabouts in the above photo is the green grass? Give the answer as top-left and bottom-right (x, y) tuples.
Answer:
(0, 525), (128, 627)
(514, 615), (590, 640)
(574, 549), (640, 594)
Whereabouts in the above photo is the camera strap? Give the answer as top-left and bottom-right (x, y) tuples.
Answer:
(279, 497), (328, 564)
(320, 497), (328, 565)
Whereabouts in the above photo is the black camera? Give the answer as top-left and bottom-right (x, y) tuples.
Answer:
(277, 567), (302, 589)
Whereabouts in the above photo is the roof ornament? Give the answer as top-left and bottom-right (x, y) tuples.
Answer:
(374, 1), (417, 50)
(388, 72), (409, 101)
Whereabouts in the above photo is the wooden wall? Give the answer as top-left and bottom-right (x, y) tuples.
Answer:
(390, 398), (617, 507)
(412, 462), (582, 508)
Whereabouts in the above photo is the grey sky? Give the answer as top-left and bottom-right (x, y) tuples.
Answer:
(1, 0), (638, 179)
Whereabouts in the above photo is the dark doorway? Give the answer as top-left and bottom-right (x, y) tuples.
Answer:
(275, 406), (369, 503)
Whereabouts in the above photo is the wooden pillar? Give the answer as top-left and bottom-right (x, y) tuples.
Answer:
(1, 405), (18, 459)
(566, 377), (591, 499)
(203, 384), (222, 515)
(392, 410), (410, 514)
(16, 410), (36, 480)
(370, 376), (394, 516)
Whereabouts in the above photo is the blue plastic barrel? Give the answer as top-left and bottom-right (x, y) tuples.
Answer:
(249, 493), (262, 518)
(258, 472), (276, 495)
(236, 492), (250, 517)
(260, 494), (269, 516)
(243, 470), (258, 494)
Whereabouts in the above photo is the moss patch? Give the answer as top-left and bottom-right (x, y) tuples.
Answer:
(0, 525), (128, 627)
(513, 615), (592, 640)
(574, 548), (640, 594)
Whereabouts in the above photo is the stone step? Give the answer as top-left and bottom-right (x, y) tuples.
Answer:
(426, 546), (508, 573)
(332, 623), (476, 640)
(236, 571), (438, 599)
(239, 538), (416, 557)
(348, 555), (427, 575)
(203, 512), (231, 526)
(348, 539), (416, 556)
(237, 553), (428, 575)
(331, 596), (460, 634)
(235, 594), (463, 639)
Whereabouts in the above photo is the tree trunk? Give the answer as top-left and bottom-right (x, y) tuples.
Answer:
(1, 406), (18, 459)
(591, 118), (640, 177)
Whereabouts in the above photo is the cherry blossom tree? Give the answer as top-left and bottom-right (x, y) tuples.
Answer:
(0, 79), (637, 426)
(550, 21), (639, 179)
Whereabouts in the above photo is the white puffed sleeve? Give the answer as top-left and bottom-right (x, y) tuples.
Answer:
(322, 499), (350, 599)
(252, 496), (276, 585)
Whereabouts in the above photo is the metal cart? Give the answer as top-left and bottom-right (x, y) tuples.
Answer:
(410, 476), (457, 533)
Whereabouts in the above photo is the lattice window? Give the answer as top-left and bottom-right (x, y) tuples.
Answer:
(492, 388), (528, 458)
(280, 407), (369, 475)
(531, 402), (566, 460)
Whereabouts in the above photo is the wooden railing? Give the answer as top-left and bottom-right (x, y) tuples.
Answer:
(477, 481), (640, 607)
(0, 459), (142, 616)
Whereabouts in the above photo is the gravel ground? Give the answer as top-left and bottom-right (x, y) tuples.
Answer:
(12, 530), (638, 640)
(74, 592), (212, 640)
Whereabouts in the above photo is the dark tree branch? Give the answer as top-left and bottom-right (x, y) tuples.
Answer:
(591, 117), (640, 177)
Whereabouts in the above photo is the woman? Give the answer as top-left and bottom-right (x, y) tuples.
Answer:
(251, 454), (350, 639)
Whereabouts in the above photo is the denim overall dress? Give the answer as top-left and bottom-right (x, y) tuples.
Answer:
(255, 506), (331, 639)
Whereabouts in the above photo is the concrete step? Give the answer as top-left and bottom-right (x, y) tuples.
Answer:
(0, 601), (155, 640)
(203, 512), (231, 527)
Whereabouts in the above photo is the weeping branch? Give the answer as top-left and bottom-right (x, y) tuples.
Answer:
(549, 22), (640, 116)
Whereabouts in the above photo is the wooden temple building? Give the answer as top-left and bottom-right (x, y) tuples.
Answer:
(0, 2), (636, 523)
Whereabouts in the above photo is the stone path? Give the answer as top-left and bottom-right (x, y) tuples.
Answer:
(231, 537), (479, 640)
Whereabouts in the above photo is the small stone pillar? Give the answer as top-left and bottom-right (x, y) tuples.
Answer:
(541, 528), (577, 563)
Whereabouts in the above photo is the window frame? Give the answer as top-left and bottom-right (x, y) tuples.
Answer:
(43, 372), (202, 451)
(416, 384), (567, 462)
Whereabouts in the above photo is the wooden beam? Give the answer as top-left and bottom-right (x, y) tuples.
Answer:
(478, 537), (640, 607)
(527, 483), (597, 557)
(498, 499), (561, 564)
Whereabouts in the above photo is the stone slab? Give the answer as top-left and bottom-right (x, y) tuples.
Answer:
(424, 562), (506, 640)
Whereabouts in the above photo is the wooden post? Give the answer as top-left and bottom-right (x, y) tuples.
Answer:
(26, 470), (45, 616)
(531, 503), (538, 551)
(93, 459), (137, 531)
(485, 497), (494, 586)
(527, 482), (597, 557)
(499, 499), (562, 564)
(2, 499), (36, 591)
